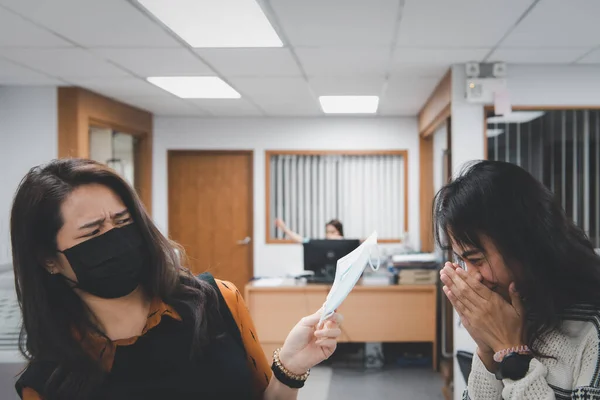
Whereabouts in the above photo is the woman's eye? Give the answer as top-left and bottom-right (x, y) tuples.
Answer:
(85, 229), (101, 237)
(117, 217), (132, 225)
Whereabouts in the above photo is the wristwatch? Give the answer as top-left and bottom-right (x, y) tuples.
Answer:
(494, 352), (533, 380)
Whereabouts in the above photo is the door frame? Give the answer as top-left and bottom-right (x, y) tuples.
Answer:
(167, 150), (255, 277)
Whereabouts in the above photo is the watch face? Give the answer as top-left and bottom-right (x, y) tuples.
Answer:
(502, 353), (532, 380)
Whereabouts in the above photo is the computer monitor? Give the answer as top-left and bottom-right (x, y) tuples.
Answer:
(303, 239), (361, 281)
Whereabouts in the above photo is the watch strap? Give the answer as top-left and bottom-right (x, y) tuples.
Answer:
(495, 352), (533, 381)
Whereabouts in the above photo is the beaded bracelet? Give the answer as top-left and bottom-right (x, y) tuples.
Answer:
(493, 345), (531, 363)
(271, 348), (310, 389)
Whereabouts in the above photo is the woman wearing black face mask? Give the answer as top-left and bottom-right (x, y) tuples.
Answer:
(11, 159), (342, 400)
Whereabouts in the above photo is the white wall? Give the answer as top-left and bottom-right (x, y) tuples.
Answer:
(433, 121), (448, 194)
(153, 117), (420, 277)
(506, 65), (600, 106)
(0, 86), (58, 265)
(450, 63), (600, 399)
(451, 64), (486, 399)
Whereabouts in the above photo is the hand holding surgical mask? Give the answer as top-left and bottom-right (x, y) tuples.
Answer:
(320, 231), (380, 322)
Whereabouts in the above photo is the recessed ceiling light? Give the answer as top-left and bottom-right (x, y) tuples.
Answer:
(487, 111), (545, 124)
(487, 129), (504, 138)
(147, 76), (241, 99)
(136, 0), (283, 48)
(319, 96), (379, 114)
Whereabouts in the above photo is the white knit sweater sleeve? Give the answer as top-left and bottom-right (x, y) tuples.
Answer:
(502, 325), (599, 399)
(465, 324), (600, 400)
(463, 352), (503, 399)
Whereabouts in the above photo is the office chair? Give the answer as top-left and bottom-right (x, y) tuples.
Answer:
(456, 351), (473, 384)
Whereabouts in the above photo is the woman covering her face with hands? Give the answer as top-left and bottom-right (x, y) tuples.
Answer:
(435, 160), (600, 399)
(11, 159), (341, 400)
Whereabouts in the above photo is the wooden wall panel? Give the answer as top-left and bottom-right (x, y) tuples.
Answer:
(419, 136), (434, 252)
(418, 70), (451, 138)
(57, 87), (153, 214)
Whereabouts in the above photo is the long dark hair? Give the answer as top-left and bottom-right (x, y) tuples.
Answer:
(434, 160), (600, 351)
(11, 159), (220, 399)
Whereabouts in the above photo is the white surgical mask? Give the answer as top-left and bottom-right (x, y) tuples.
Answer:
(320, 231), (380, 322)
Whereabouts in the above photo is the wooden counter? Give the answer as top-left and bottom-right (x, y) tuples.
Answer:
(245, 280), (438, 369)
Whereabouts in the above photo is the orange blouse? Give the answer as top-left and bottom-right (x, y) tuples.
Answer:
(22, 279), (272, 400)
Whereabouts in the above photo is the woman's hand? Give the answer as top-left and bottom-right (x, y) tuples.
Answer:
(440, 263), (494, 356)
(278, 309), (343, 375)
(440, 263), (525, 354)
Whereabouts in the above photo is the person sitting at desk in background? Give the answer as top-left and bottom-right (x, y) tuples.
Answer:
(275, 218), (344, 243)
(435, 160), (600, 399)
(10, 158), (342, 400)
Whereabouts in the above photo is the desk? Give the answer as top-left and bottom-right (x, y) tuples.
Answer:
(245, 280), (438, 369)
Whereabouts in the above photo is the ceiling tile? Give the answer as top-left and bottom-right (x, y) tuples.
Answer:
(0, 58), (62, 84)
(116, 95), (211, 116)
(379, 75), (439, 116)
(0, 0), (180, 47)
(188, 98), (263, 116)
(0, 48), (129, 78)
(64, 77), (167, 98)
(309, 76), (385, 96)
(270, 0), (401, 47)
(393, 47), (489, 67)
(578, 48), (600, 64)
(195, 48), (301, 77)
(488, 48), (590, 64)
(0, 7), (72, 47)
(379, 104), (421, 116)
(295, 47), (390, 77)
(228, 77), (320, 116)
(502, 0), (600, 48)
(390, 63), (449, 79)
(396, 0), (536, 47)
(391, 47), (488, 78)
(93, 48), (213, 77)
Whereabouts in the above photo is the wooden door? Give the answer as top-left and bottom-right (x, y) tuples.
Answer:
(168, 151), (253, 292)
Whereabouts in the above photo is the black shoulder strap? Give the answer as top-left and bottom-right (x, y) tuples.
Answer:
(196, 272), (246, 355)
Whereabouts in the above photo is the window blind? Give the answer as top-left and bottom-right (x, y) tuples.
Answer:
(487, 110), (600, 247)
(269, 153), (406, 240)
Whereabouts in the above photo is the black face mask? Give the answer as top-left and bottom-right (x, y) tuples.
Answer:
(60, 223), (146, 299)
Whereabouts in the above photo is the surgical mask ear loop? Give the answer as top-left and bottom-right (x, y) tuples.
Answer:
(368, 245), (381, 271)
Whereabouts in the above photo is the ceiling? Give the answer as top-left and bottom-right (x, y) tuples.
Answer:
(0, 0), (599, 117)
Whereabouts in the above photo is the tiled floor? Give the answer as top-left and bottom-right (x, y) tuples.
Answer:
(301, 366), (444, 400)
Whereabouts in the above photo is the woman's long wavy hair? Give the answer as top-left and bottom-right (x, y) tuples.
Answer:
(11, 158), (220, 399)
(434, 160), (600, 352)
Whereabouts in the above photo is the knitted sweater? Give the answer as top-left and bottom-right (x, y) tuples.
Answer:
(464, 305), (600, 399)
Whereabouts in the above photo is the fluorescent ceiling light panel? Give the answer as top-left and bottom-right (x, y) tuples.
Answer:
(136, 0), (283, 48)
(319, 96), (379, 114)
(486, 129), (504, 138)
(487, 111), (545, 124)
(147, 76), (241, 99)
